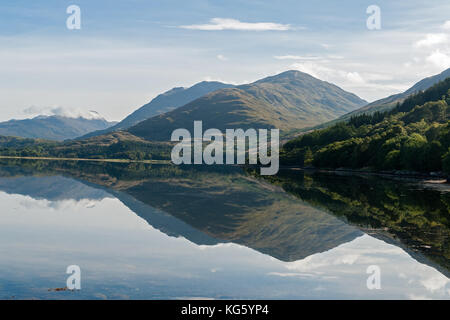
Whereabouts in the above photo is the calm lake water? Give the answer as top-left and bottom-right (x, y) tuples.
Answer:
(0, 159), (449, 299)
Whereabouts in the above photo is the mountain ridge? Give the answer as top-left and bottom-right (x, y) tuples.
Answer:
(281, 76), (450, 175)
(79, 81), (235, 139)
(0, 115), (117, 141)
(303, 68), (450, 133)
(128, 70), (367, 141)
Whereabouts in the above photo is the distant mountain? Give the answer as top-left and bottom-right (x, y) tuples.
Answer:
(128, 70), (367, 141)
(0, 115), (117, 141)
(308, 68), (450, 131)
(80, 81), (234, 139)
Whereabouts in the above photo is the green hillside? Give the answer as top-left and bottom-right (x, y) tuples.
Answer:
(300, 68), (450, 134)
(0, 135), (52, 148)
(0, 131), (172, 160)
(281, 77), (450, 175)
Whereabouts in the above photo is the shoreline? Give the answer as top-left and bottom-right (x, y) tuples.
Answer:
(0, 155), (172, 164)
(279, 166), (450, 184)
(0, 157), (448, 184)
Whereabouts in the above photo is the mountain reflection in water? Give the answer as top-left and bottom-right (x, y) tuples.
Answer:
(0, 159), (449, 299)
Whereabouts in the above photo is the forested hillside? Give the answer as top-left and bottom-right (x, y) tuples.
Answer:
(281, 78), (450, 175)
(0, 131), (172, 160)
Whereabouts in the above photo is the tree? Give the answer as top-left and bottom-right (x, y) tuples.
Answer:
(304, 147), (313, 166)
(425, 140), (443, 171)
(400, 133), (427, 171)
(443, 149), (450, 175)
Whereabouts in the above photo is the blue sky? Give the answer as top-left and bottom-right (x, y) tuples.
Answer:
(1, 0), (450, 121)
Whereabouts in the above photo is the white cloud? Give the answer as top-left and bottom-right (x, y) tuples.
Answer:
(274, 55), (321, 60)
(290, 61), (333, 79)
(442, 20), (450, 30)
(22, 105), (105, 120)
(345, 71), (365, 84)
(288, 60), (408, 101)
(420, 274), (450, 293)
(407, 22), (450, 71)
(217, 54), (228, 61)
(327, 54), (344, 60)
(202, 76), (243, 85)
(179, 18), (291, 31)
(425, 49), (450, 69)
(267, 272), (317, 278)
(291, 62), (366, 85)
(414, 33), (448, 48)
(363, 73), (394, 81)
(407, 294), (432, 300)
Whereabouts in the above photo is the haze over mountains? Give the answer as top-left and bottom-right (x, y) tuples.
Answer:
(0, 115), (117, 141)
(128, 70), (367, 141)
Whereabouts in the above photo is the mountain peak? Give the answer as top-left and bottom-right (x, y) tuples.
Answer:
(190, 80), (232, 91)
(195, 80), (227, 85)
(78, 80), (235, 140)
(161, 87), (185, 96)
(128, 70), (367, 141)
(255, 70), (317, 84)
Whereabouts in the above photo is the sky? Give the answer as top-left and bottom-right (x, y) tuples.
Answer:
(1, 0), (450, 121)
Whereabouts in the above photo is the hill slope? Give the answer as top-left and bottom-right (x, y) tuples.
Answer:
(0, 130), (173, 160)
(80, 81), (234, 139)
(128, 70), (367, 141)
(308, 68), (450, 132)
(0, 135), (50, 148)
(0, 115), (116, 141)
(281, 77), (450, 174)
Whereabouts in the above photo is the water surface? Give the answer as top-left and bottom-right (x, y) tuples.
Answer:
(0, 160), (449, 299)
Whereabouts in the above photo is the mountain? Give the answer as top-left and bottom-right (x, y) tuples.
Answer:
(0, 115), (117, 141)
(281, 76), (450, 175)
(80, 81), (234, 139)
(350, 68), (450, 116)
(128, 70), (367, 141)
(308, 68), (450, 131)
